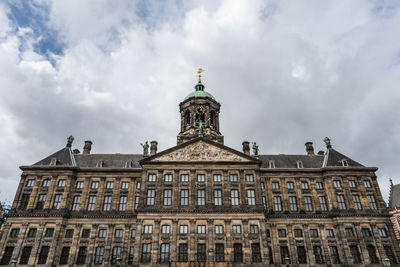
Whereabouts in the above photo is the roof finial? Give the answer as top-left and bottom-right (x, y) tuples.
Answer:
(390, 178), (393, 186)
(66, 136), (74, 148)
(323, 137), (332, 149)
(197, 68), (204, 83)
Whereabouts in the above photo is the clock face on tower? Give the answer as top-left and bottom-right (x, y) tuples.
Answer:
(196, 106), (205, 114)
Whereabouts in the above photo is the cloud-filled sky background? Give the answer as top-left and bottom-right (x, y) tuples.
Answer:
(0, 0), (399, 204)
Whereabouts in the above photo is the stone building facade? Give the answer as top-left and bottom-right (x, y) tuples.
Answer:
(389, 180), (400, 245)
(0, 75), (399, 266)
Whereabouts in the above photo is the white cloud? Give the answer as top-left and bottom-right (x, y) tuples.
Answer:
(0, 0), (400, 204)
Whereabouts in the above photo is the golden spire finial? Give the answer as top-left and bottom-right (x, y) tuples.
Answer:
(197, 68), (204, 83)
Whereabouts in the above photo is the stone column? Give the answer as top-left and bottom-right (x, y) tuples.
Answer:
(224, 219), (232, 262)
(151, 219), (161, 263)
(189, 219), (196, 262)
(207, 219), (214, 262)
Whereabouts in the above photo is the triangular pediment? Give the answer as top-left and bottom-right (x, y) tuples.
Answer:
(143, 138), (258, 163)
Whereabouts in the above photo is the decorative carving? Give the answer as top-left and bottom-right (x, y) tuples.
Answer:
(154, 141), (250, 162)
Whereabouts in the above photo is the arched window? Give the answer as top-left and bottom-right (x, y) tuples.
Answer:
(210, 110), (216, 127)
(185, 111), (190, 129)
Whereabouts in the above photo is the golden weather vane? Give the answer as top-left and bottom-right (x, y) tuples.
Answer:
(197, 68), (204, 83)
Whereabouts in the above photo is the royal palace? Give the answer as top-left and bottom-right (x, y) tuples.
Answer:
(0, 72), (399, 266)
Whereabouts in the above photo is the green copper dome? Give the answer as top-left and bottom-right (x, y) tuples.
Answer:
(184, 82), (215, 101)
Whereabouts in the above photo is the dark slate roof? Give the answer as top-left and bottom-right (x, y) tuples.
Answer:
(33, 147), (75, 166)
(74, 154), (143, 168)
(324, 148), (364, 167)
(259, 155), (324, 169)
(389, 183), (400, 209)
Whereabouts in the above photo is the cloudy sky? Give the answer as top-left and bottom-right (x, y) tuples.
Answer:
(0, 0), (399, 204)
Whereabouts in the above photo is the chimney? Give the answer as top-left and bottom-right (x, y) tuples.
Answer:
(150, 141), (158, 155)
(73, 149), (80, 154)
(83, 140), (93, 154)
(242, 141), (250, 155)
(305, 141), (314, 155)
(317, 150), (324, 155)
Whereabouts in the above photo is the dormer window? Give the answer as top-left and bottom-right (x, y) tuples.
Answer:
(125, 161), (132, 168)
(269, 160), (275, 168)
(96, 160), (103, 168)
(297, 161), (303, 168)
(50, 158), (57, 166)
(341, 159), (348, 167)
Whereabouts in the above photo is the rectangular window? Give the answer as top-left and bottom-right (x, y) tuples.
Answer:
(213, 174), (221, 182)
(181, 174), (189, 182)
(36, 194), (47, 210)
(368, 195), (378, 209)
(367, 245), (379, 263)
(349, 180), (356, 188)
(197, 189), (205, 205)
(310, 229), (319, 238)
(250, 225), (259, 234)
(148, 174), (156, 182)
(144, 225), (153, 234)
(197, 225), (206, 234)
(215, 225), (224, 234)
(287, 182), (294, 190)
(81, 229), (90, 238)
(98, 229), (106, 238)
(378, 228), (388, 237)
(197, 243), (207, 262)
(180, 189), (189, 206)
(353, 194), (362, 210)
(72, 195), (81, 211)
(64, 229), (73, 238)
(319, 196), (328, 211)
(58, 179), (66, 187)
(313, 246), (324, 264)
(260, 182), (265, 189)
(214, 189), (222, 205)
(234, 243), (243, 262)
(164, 174), (173, 182)
(294, 229), (303, 237)
(147, 189), (155, 206)
(362, 228), (372, 237)
(53, 194), (62, 209)
(136, 182), (141, 189)
(316, 182), (324, 189)
(141, 243), (152, 263)
(0, 247), (14, 265)
(134, 196), (139, 209)
(301, 181), (309, 189)
(269, 246), (274, 264)
(333, 180), (342, 188)
(274, 196), (282, 211)
(280, 246), (290, 264)
(180, 225), (188, 234)
(20, 246), (33, 264)
(269, 160), (275, 168)
(326, 229), (334, 237)
(247, 189), (256, 205)
(384, 246), (397, 265)
(161, 225), (170, 234)
(336, 195), (346, 210)
(114, 229), (123, 238)
(121, 181), (129, 189)
(278, 229), (287, 237)
(304, 196), (313, 211)
(87, 195), (96, 211)
(164, 189), (172, 206)
(42, 179), (50, 187)
(231, 190), (239, 206)
(128, 247), (134, 265)
(251, 243), (262, 262)
(106, 181), (114, 189)
(215, 244), (225, 262)
(26, 179), (35, 187)
(350, 245), (362, 264)
(111, 246), (121, 264)
(94, 246), (104, 265)
(76, 181), (83, 189)
(330, 246), (341, 264)
(27, 228), (37, 238)
(232, 225), (241, 234)
(131, 229), (136, 238)
(160, 243), (170, 263)
(178, 244), (188, 262)
(230, 174), (238, 182)
(103, 195), (112, 211)
(345, 228), (354, 237)
(38, 246), (50, 264)
(20, 193), (30, 209)
(262, 196), (267, 209)
(297, 246), (307, 264)
(272, 181), (280, 189)
(197, 174), (205, 182)
(246, 174), (254, 182)
(59, 246), (70, 265)
(119, 196), (127, 211)
(45, 228), (54, 237)
(364, 180), (372, 188)
(10, 228), (19, 238)
(91, 181), (99, 189)
(289, 196), (298, 211)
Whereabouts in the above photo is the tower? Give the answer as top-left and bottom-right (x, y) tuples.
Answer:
(177, 69), (224, 144)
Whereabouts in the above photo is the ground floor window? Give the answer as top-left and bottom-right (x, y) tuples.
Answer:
(297, 246), (307, 264)
(197, 243), (207, 262)
(128, 247), (134, 265)
(20, 246), (32, 265)
(233, 243), (243, 262)
(160, 243), (170, 263)
(350, 245), (362, 264)
(111, 246), (121, 264)
(251, 243), (261, 262)
(313, 246), (324, 264)
(178, 243), (188, 262)
(367, 245), (379, 264)
(59, 246), (70, 265)
(384, 246), (397, 265)
(38, 246), (50, 264)
(76, 246), (87, 265)
(280, 246), (290, 264)
(141, 243), (152, 263)
(269, 246), (274, 264)
(94, 246), (104, 265)
(215, 244), (225, 262)
(1, 246), (14, 265)
(330, 246), (340, 264)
